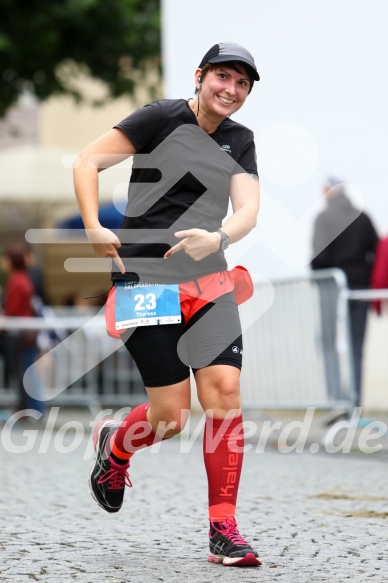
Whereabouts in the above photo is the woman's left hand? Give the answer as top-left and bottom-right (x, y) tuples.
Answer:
(164, 229), (221, 261)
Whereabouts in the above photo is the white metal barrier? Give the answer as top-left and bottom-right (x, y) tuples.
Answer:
(1, 271), (384, 414)
(239, 269), (356, 411)
(0, 309), (145, 412)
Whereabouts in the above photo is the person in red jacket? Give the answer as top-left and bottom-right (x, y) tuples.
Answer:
(2, 249), (35, 318)
(1, 247), (43, 414)
(371, 235), (388, 314)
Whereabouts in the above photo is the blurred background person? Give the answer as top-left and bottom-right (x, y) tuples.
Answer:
(0, 246), (44, 416)
(371, 229), (388, 315)
(311, 177), (379, 408)
(24, 245), (47, 306)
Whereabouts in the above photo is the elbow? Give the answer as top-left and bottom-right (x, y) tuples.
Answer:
(72, 151), (100, 181)
(249, 200), (260, 231)
(247, 214), (258, 232)
(72, 156), (80, 171)
(72, 152), (85, 181)
(72, 151), (85, 172)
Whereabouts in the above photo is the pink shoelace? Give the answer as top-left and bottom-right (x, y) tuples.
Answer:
(211, 516), (248, 545)
(97, 456), (132, 490)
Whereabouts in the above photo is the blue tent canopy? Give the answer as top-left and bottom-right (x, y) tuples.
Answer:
(58, 201), (127, 231)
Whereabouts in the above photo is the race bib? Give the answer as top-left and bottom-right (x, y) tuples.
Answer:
(115, 282), (181, 330)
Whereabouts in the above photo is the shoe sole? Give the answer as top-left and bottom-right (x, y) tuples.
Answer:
(89, 420), (120, 513)
(208, 553), (262, 566)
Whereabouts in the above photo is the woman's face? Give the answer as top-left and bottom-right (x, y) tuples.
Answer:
(198, 65), (250, 118)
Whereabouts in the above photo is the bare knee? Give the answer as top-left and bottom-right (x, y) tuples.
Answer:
(197, 370), (241, 418)
(215, 380), (241, 412)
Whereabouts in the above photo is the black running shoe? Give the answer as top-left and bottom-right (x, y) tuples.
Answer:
(208, 516), (261, 566)
(89, 419), (131, 513)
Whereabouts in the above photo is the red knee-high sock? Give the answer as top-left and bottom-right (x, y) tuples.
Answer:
(110, 403), (161, 461)
(203, 414), (244, 522)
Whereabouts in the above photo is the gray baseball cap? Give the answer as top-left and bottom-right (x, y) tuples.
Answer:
(199, 42), (260, 81)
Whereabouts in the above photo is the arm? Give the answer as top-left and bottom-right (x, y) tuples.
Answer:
(165, 173), (260, 261)
(73, 128), (136, 274)
(222, 172), (260, 242)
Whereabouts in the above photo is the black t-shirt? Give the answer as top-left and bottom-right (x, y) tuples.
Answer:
(112, 98), (258, 284)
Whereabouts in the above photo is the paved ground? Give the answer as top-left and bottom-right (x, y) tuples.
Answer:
(1, 410), (388, 583)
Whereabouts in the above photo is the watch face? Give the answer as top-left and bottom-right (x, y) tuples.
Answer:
(221, 236), (229, 250)
(217, 229), (229, 250)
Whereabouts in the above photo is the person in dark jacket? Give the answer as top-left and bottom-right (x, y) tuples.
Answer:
(311, 177), (379, 407)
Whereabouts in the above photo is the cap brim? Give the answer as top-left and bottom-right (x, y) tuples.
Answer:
(207, 55), (260, 81)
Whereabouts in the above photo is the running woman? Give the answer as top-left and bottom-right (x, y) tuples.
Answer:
(74, 42), (261, 567)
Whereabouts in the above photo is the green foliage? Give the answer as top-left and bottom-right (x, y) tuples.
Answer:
(0, 0), (161, 117)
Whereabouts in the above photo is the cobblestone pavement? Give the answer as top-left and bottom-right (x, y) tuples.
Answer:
(1, 418), (387, 583)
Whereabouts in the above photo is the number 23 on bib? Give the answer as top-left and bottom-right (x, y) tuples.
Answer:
(105, 282), (181, 337)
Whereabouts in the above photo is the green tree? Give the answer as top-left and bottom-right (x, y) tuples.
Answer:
(0, 0), (161, 117)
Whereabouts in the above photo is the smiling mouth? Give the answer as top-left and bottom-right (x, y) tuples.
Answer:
(217, 95), (234, 105)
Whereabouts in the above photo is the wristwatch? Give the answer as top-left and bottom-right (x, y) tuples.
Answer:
(216, 229), (230, 251)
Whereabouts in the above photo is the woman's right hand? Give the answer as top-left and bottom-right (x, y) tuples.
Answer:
(86, 225), (126, 275)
